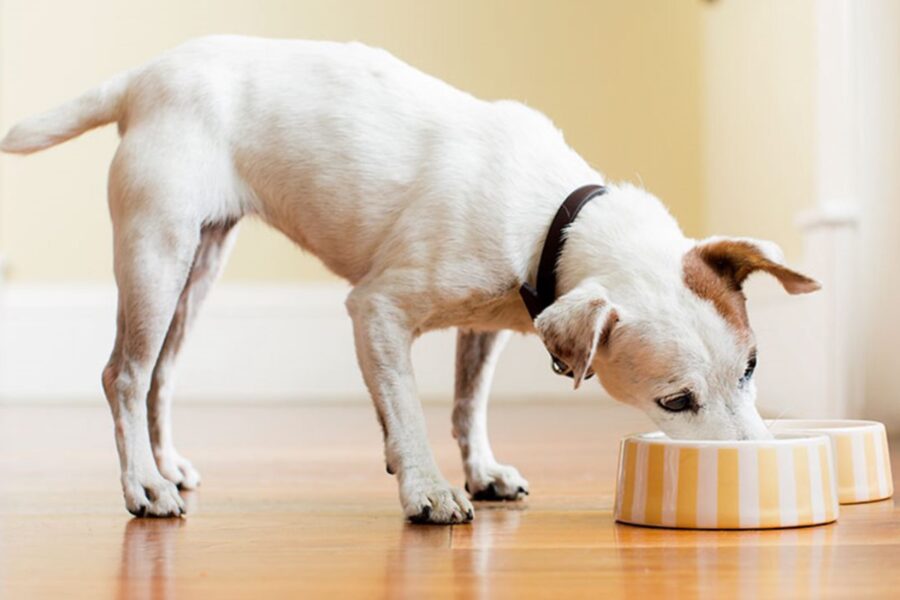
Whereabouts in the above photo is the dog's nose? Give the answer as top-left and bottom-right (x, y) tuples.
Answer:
(738, 424), (774, 441)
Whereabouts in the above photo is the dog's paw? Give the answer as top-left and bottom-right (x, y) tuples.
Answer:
(156, 451), (202, 491)
(465, 462), (529, 501)
(122, 472), (185, 518)
(401, 475), (474, 525)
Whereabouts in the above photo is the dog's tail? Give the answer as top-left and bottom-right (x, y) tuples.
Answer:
(0, 71), (132, 155)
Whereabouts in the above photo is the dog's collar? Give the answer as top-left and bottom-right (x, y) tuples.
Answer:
(519, 183), (608, 379)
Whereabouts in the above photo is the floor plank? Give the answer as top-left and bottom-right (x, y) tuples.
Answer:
(1, 403), (898, 599)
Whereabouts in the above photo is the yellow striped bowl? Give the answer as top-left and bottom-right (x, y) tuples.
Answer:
(614, 432), (839, 529)
(769, 420), (893, 504)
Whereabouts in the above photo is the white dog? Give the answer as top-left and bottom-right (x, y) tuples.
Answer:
(1, 36), (819, 524)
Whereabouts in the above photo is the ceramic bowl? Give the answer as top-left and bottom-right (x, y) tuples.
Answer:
(769, 420), (893, 504)
(614, 432), (839, 529)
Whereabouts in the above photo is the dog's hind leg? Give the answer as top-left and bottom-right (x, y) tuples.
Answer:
(453, 329), (529, 500)
(101, 151), (208, 516)
(148, 221), (239, 490)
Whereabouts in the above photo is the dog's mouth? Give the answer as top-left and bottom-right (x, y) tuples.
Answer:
(657, 420), (774, 442)
(660, 429), (773, 442)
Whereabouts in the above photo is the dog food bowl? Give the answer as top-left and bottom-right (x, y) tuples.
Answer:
(769, 420), (893, 504)
(614, 432), (839, 529)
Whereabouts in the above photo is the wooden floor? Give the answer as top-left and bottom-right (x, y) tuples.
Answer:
(2, 402), (899, 599)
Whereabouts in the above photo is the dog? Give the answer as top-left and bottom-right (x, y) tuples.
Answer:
(0, 35), (819, 524)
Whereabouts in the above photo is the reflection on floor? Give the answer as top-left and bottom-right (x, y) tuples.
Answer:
(1, 403), (898, 599)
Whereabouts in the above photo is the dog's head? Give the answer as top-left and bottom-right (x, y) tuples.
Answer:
(535, 236), (819, 440)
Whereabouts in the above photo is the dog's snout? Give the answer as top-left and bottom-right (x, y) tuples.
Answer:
(738, 427), (774, 441)
(733, 408), (773, 441)
(654, 401), (772, 442)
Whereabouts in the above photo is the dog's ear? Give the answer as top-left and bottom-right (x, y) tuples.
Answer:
(534, 281), (619, 389)
(694, 236), (821, 294)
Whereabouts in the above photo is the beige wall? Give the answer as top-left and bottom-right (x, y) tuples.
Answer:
(702, 0), (816, 260)
(0, 0), (704, 283)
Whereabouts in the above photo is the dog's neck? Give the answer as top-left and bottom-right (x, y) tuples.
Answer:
(505, 140), (691, 325)
(553, 183), (693, 309)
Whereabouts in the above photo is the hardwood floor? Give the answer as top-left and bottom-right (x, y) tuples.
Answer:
(1, 402), (898, 599)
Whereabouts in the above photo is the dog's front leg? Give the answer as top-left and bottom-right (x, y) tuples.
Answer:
(453, 329), (529, 500)
(347, 287), (473, 524)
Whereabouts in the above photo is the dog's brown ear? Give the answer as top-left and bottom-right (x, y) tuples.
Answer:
(694, 237), (821, 294)
(534, 281), (619, 389)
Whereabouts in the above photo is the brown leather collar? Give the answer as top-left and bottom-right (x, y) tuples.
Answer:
(519, 184), (608, 378)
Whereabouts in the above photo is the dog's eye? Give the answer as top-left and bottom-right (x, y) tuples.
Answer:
(741, 352), (758, 384)
(656, 390), (696, 413)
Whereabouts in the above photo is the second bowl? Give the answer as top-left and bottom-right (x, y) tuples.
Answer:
(769, 419), (893, 504)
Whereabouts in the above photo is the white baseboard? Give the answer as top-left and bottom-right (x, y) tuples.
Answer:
(744, 277), (830, 418)
(0, 283), (582, 403)
(750, 202), (860, 419)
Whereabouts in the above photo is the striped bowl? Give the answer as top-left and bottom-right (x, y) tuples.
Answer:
(769, 420), (893, 504)
(614, 432), (839, 529)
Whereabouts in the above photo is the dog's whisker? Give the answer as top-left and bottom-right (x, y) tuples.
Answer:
(766, 405), (792, 433)
(634, 171), (645, 189)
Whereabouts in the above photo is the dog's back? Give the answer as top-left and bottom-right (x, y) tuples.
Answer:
(2, 35), (584, 283)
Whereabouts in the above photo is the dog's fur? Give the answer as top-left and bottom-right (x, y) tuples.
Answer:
(1, 36), (819, 524)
